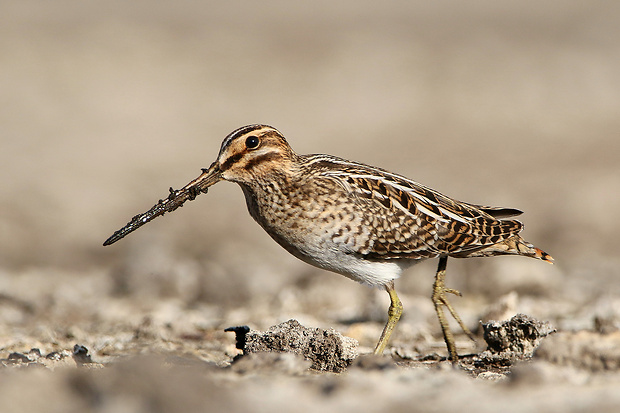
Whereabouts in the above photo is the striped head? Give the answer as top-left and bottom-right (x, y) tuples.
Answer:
(202, 124), (297, 186)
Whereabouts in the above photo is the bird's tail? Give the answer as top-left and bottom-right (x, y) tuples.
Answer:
(459, 235), (554, 263)
(512, 236), (554, 263)
(531, 246), (554, 263)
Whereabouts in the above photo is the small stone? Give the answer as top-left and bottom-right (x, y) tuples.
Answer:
(72, 344), (93, 365)
(7, 353), (31, 364)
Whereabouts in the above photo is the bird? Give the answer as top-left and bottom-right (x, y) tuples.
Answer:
(104, 124), (553, 363)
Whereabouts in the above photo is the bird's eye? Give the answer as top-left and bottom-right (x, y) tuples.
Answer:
(245, 136), (260, 149)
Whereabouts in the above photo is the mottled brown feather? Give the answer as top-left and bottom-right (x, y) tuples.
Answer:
(307, 156), (529, 261)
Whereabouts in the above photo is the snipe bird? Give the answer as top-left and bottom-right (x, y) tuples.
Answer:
(104, 124), (553, 363)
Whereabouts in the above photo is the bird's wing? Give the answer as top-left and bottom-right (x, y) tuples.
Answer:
(324, 162), (523, 260)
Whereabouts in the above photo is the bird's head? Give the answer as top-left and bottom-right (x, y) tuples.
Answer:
(200, 124), (296, 186)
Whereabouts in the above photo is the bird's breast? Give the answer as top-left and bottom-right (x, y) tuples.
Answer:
(237, 179), (410, 285)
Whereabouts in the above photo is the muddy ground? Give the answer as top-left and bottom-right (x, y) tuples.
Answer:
(2, 1), (620, 412)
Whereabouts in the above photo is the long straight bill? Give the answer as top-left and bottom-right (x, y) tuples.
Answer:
(103, 163), (221, 246)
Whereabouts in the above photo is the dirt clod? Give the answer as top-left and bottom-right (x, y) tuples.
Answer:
(482, 313), (555, 359)
(240, 319), (358, 373)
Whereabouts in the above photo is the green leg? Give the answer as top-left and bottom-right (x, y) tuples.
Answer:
(374, 281), (403, 355)
(431, 256), (474, 364)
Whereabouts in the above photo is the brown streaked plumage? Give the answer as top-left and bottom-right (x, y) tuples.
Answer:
(104, 124), (553, 364)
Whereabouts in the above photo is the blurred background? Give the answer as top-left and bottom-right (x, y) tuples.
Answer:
(1, 0), (619, 352)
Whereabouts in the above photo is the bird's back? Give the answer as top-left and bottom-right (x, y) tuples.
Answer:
(287, 154), (553, 263)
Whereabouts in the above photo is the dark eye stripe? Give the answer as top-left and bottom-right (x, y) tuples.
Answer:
(221, 152), (244, 170)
